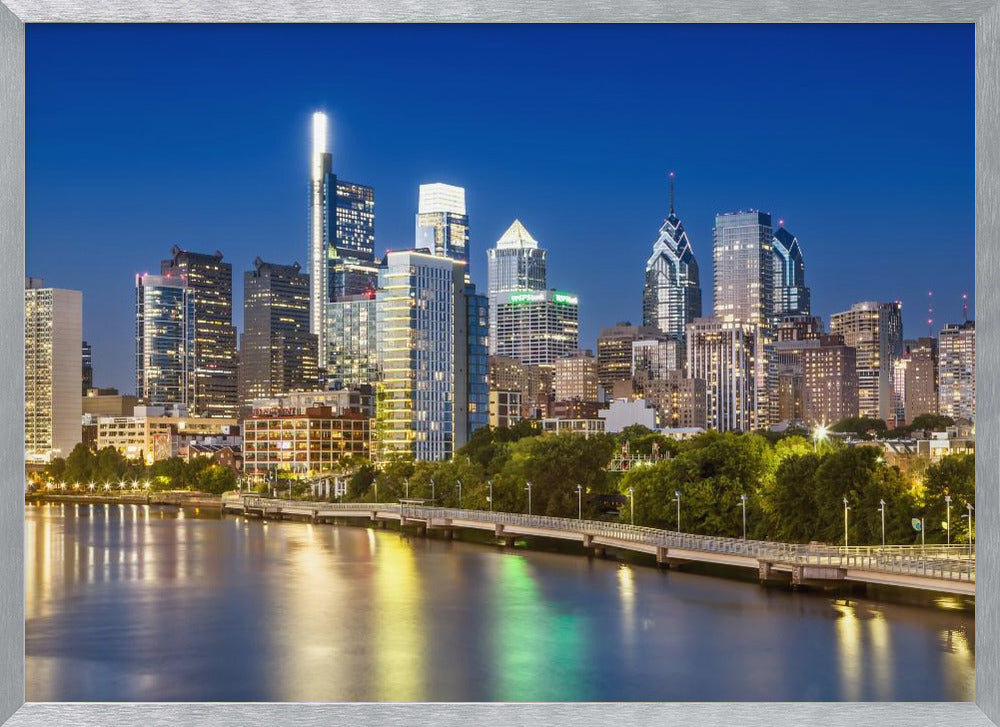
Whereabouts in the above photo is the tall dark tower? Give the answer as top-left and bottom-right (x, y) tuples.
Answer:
(240, 258), (318, 410)
(160, 246), (237, 418)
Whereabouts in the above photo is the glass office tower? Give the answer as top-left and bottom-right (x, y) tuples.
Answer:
(713, 210), (775, 426)
(771, 223), (811, 321)
(417, 183), (470, 281)
(161, 246), (237, 418)
(135, 273), (195, 408)
(239, 258), (318, 408)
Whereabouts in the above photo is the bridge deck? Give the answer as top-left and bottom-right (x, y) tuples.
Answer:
(224, 497), (974, 596)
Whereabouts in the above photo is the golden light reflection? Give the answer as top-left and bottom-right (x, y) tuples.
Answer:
(277, 525), (350, 701)
(867, 608), (893, 700)
(373, 532), (426, 701)
(833, 599), (862, 701)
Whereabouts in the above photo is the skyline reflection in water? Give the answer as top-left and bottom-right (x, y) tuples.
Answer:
(25, 502), (974, 702)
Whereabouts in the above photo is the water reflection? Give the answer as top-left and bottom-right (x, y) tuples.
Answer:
(25, 503), (975, 702)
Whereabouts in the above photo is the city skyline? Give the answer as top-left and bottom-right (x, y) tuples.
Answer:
(26, 24), (974, 393)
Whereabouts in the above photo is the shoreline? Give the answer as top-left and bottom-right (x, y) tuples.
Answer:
(27, 495), (975, 611)
(26, 492), (223, 509)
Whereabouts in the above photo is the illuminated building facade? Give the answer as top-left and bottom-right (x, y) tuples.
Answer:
(243, 406), (371, 475)
(136, 273), (195, 409)
(416, 183), (470, 280)
(25, 280), (82, 464)
(161, 246), (237, 418)
(891, 337), (938, 426)
(596, 322), (665, 391)
(686, 316), (759, 432)
(553, 350), (599, 402)
(640, 370), (707, 429)
(494, 289), (579, 368)
(375, 250), (470, 462)
(713, 210), (775, 427)
(239, 258), (318, 408)
(829, 301), (903, 422)
(327, 289), (378, 390)
(487, 219), (548, 354)
(801, 335), (858, 426)
(938, 320), (975, 422)
(642, 175), (702, 351)
(632, 337), (683, 382)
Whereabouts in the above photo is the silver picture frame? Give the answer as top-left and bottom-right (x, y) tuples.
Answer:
(1, 5), (996, 725)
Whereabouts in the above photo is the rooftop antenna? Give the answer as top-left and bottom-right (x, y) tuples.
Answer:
(669, 171), (675, 215)
(927, 290), (934, 337)
(962, 293), (969, 322)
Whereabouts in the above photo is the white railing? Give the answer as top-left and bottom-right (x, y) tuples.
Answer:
(231, 497), (974, 583)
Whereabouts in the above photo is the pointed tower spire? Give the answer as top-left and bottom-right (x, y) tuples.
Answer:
(669, 171), (675, 215)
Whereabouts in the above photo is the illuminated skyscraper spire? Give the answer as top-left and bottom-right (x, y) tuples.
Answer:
(642, 172), (702, 345)
(309, 111), (333, 362)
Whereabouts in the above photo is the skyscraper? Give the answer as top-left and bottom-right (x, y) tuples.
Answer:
(487, 220), (548, 354)
(308, 111), (377, 367)
(713, 210), (775, 426)
(771, 222), (810, 321)
(375, 250), (472, 462)
(135, 273), (195, 409)
(829, 301), (903, 422)
(938, 321), (975, 422)
(25, 280), (82, 464)
(493, 289), (579, 369)
(239, 258), (318, 408)
(417, 183), (470, 280)
(686, 316), (759, 432)
(161, 246), (238, 418)
(326, 287), (378, 390)
(642, 174), (702, 348)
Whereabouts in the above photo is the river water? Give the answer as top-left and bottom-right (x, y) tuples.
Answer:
(24, 502), (974, 702)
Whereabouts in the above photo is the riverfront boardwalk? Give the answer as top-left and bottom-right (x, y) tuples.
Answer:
(223, 495), (976, 596)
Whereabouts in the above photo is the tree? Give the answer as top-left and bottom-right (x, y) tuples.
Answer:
(196, 465), (236, 495)
(63, 443), (95, 485)
(496, 433), (615, 517)
(921, 454), (975, 543)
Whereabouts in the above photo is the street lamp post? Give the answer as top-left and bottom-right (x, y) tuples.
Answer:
(738, 494), (747, 540)
(374, 481), (378, 503)
(878, 498), (886, 547)
(627, 487), (634, 526)
(576, 484), (582, 520)
(488, 480), (493, 512)
(944, 495), (952, 545)
(673, 490), (681, 532)
(525, 482), (532, 516)
(404, 477), (409, 499)
(457, 479), (462, 509)
(843, 497), (850, 548)
(430, 478), (435, 503)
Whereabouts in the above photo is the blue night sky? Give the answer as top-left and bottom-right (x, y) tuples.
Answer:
(27, 24), (974, 394)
